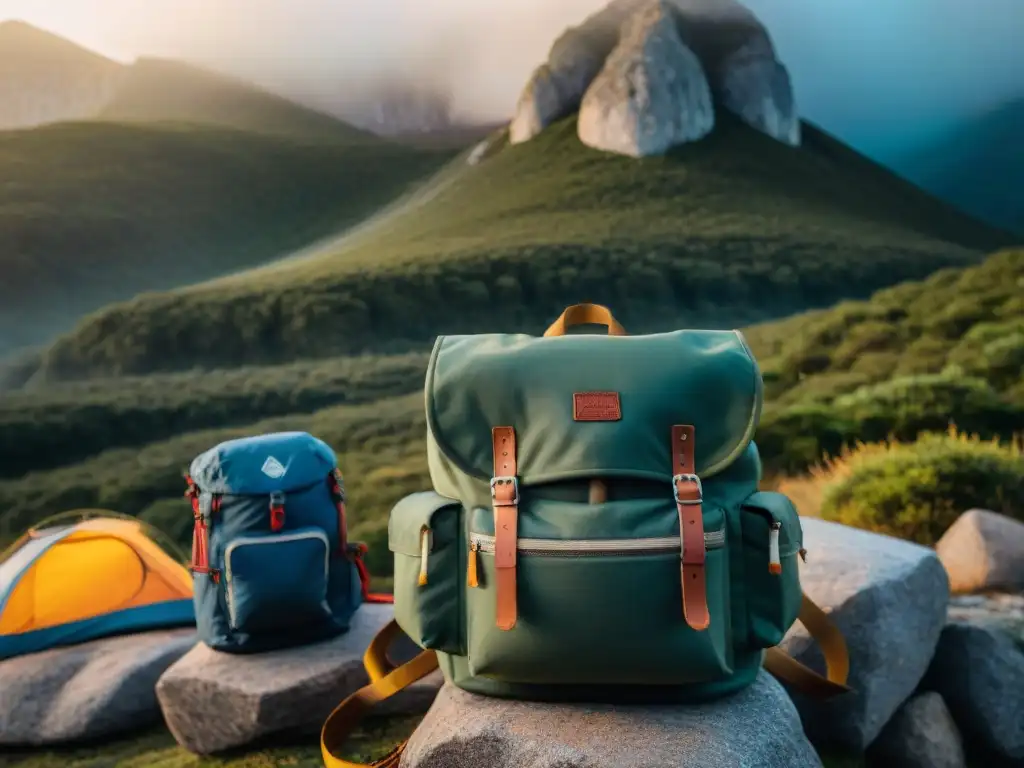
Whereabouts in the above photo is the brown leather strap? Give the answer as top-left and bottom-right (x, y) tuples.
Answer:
(492, 426), (519, 631)
(672, 425), (709, 631)
(763, 593), (852, 698)
(542, 303), (628, 337)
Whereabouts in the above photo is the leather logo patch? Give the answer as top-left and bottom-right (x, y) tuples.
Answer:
(573, 392), (622, 421)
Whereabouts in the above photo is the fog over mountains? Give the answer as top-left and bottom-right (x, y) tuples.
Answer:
(3, 0), (1022, 158)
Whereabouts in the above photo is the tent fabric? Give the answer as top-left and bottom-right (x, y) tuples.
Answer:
(0, 517), (195, 660)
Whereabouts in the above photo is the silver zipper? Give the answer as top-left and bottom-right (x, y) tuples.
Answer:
(223, 529), (330, 629)
(469, 529), (725, 557)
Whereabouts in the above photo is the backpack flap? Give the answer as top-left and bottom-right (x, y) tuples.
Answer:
(425, 329), (763, 492)
(189, 431), (338, 496)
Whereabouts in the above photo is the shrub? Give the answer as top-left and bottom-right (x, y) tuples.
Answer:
(815, 429), (1024, 545)
(832, 372), (1024, 443)
(756, 404), (859, 475)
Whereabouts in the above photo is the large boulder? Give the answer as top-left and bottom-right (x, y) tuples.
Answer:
(779, 518), (950, 752)
(156, 604), (441, 755)
(867, 692), (966, 768)
(401, 671), (822, 768)
(0, 629), (196, 746)
(936, 509), (1024, 594)
(717, 41), (800, 145)
(509, 0), (636, 144)
(922, 623), (1024, 764)
(577, 0), (715, 156)
(509, 0), (800, 152)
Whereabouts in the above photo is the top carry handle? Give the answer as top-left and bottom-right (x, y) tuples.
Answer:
(543, 302), (628, 337)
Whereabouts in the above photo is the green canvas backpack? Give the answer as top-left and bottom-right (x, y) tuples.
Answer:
(321, 304), (851, 768)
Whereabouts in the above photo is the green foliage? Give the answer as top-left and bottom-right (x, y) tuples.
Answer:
(0, 121), (452, 353)
(35, 114), (1007, 380)
(832, 372), (1024, 442)
(755, 369), (1024, 475)
(0, 718), (416, 768)
(747, 249), (1024, 407)
(0, 352), (428, 478)
(818, 432), (1024, 545)
(0, 394), (430, 564)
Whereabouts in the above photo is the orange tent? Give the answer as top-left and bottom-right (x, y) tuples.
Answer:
(0, 511), (195, 660)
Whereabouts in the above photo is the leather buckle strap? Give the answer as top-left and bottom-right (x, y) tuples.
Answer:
(672, 425), (709, 631)
(491, 427), (519, 631)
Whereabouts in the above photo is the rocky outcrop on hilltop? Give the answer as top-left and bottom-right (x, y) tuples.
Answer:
(577, 2), (715, 156)
(510, 0), (800, 157)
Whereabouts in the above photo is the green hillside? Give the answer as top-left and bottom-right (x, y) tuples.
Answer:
(98, 57), (373, 142)
(745, 247), (1024, 471)
(895, 99), (1024, 236)
(4, 248), (1021, 563)
(0, 121), (453, 354)
(35, 113), (1011, 381)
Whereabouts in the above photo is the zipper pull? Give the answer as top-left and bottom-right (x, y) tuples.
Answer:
(769, 522), (782, 575)
(467, 540), (479, 588)
(417, 527), (431, 586)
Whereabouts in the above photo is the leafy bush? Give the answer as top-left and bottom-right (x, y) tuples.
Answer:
(832, 372), (1024, 442)
(746, 248), (1024, 405)
(816, 430), (1024, 545)
(755, 404), (859, 475)
(0, 352), (428, 477)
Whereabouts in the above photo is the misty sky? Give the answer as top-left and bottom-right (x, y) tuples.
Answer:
(2, 0), (1022, 160)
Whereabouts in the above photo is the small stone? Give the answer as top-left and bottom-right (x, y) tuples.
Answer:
(922, 622), (1024, 763)
(936, 509), (1024, 594)
(867, 692), (966, 768)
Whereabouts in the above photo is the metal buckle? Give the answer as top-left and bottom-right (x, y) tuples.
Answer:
(490, 476), (520, 505)
(672, 473), (703, 504)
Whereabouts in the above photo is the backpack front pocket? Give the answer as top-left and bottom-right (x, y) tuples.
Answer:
(388, 492), (464, 655)
(740, 491), (804, 649)
(464, 499), (733, 686)
(224, 527), (332, 634)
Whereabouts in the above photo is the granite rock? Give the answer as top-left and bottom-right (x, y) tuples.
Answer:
(0, 629), (196, 745)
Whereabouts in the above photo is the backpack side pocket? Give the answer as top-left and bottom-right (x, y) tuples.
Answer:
(389, 491), (464, 655)
(740, 491), (804, 650)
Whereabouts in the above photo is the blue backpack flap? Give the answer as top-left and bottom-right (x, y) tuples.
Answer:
(186, 432), (369, 654)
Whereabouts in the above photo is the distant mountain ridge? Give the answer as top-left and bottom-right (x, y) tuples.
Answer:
(0, 20), (124, 129)
(894, 99), (1024, 236)
(0, 21), (369, 139)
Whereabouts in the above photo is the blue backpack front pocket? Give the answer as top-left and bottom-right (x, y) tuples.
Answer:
(224, 527), (332, 634)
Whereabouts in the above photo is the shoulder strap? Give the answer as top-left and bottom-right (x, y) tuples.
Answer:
(321, 619), (438, 768)
(762, 592), (851, 698)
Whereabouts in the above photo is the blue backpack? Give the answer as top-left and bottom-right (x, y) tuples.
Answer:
(185, 431), (383, 653)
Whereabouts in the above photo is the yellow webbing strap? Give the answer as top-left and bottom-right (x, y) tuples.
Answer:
(763, 592), (851, 698)
(322, 595), (848, 765)
(321, 619), (439, 768)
